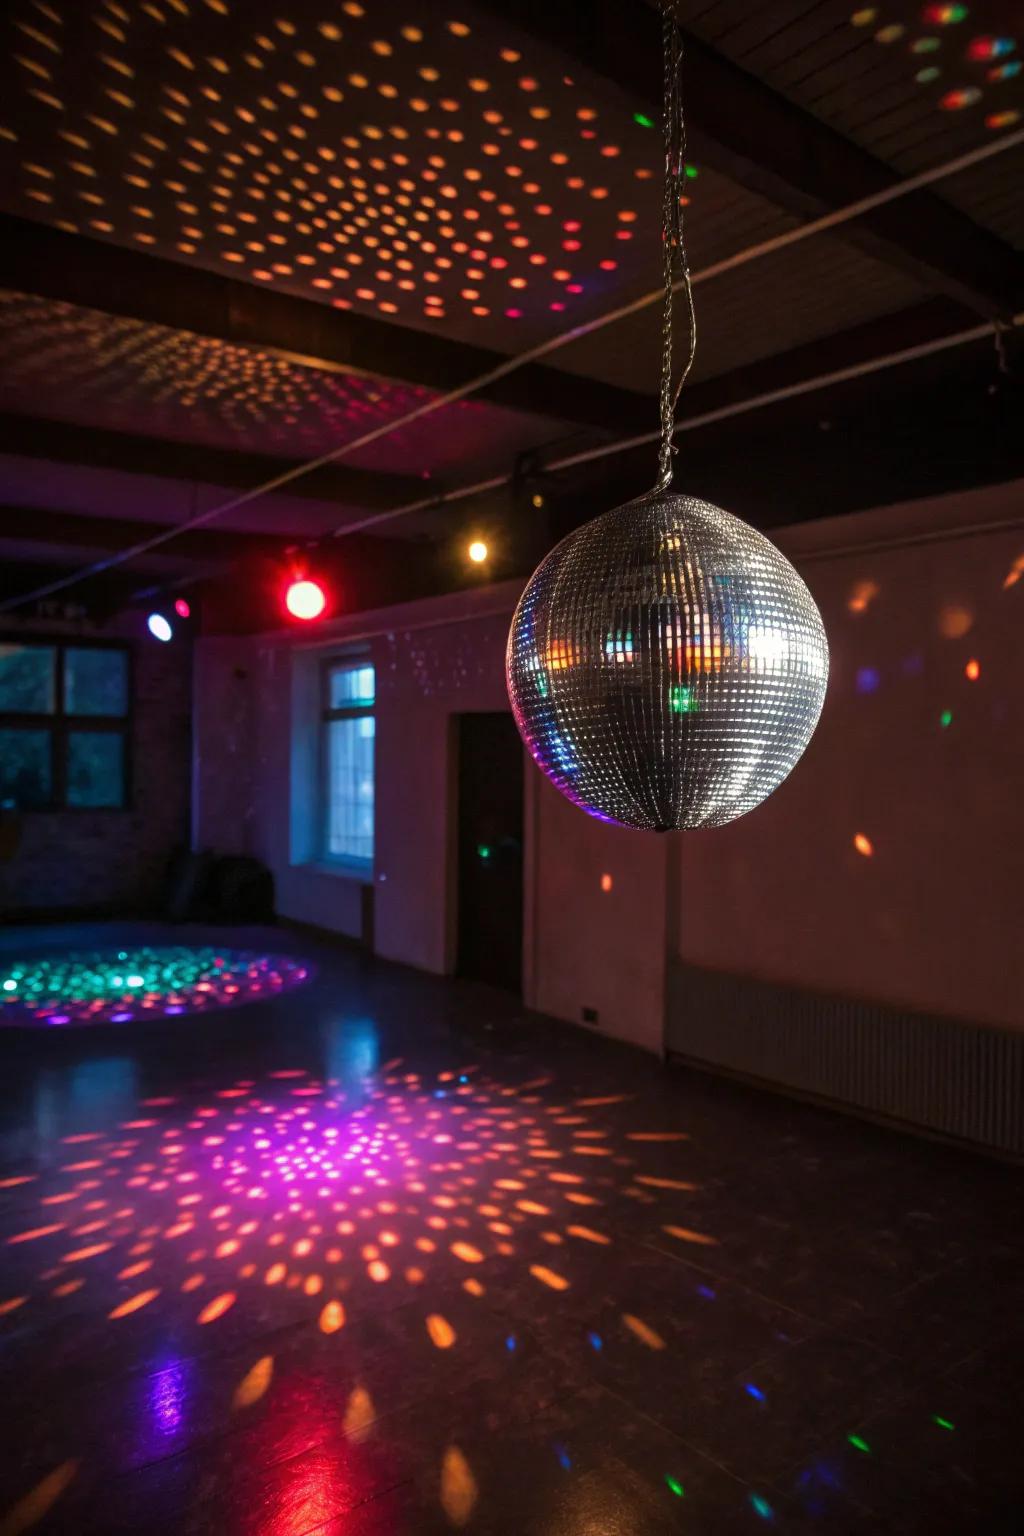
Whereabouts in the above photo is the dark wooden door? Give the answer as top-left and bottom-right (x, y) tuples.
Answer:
(456, 712), (524, 992)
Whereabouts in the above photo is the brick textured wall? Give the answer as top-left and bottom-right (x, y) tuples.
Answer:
(0, 614), (191, 917)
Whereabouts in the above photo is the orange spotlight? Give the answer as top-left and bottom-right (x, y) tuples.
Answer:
(467, 539), (488, 564)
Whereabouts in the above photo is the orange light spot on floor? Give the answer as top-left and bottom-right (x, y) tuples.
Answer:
(575, 1095), (630, 1106)
(181, 1273), (205, 1292)
(117, 1259), (153, 1280)
(416, 1236), (436, 1254)
(600, 872), (613, 892)
(232, 1354), (273, 1410)
(634, 1176), (698, 1190)
(197, 1291), (236, 1324)
(215, 1239), (240, 1259)
(319, 1299), (346, 1334)
(59, 1242), (112, 1263)
(626, 1133), (689, 1143)
(663, 1224), (718, 1247)
(52, 1279), (85, 1298)
(41, 1192), (77, 1206)
(462, 1278), (485, 1297)
(264, 1262), (287, 1285)
(0, 1176), (35, 1188)
(565, 1192), (600, 1206)
(623, 1313), (666, 1350)
(109, 1288), (160, 1319)
(529, 1264), (570, 1291)
(292, 1238), (313, 1258)
(0, 1459), (79, 1536)
(6, 1224), (64, 1245)
(516, 1199), (550, 1216)
(303, 1273), (323, 1296)
(854, 833), (874, 857)
(426, 1313), (456, 1349)
(0, 1297), (26, 1316)
(567, 1225), (611, 1245)
(451, 1242), (483, 1264)
(965, 658), (980, 681)
(343, 1385), (375, 1443)
(440, 1445), (477, 1527)
(367, 1260), (390, 1282)
(405, 1266), (425, 1285)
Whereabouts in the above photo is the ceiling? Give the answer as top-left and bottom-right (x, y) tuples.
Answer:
(0, 0), (1020, 622)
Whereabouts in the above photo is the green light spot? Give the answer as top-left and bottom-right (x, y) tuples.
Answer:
(477, 844), (491, 861)
(664, 1475), (684, 1498)
(684, 163), (699, 178)
(916, 65), (942, 82)
(940, 709), (953, 728)
(750, 1493), (774, 1519)
(934, 1415), (955, 1431)
(848, 1434), (871, 1454)
(670, 685), (696, 714)
(633, 112), (655, 128)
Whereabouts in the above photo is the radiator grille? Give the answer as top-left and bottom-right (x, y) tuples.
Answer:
(666, 962), (1024, 1156)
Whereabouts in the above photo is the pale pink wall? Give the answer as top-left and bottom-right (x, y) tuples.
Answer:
(674, 482), (1024, 1030)
(531, 774), (667, 1052)
(194, 587), (670, 1050)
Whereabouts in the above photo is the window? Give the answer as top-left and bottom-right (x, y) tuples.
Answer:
(322, 661), (374, 866)
(0, 641), (130, 810)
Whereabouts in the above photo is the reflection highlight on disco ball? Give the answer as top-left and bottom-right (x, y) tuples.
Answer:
(506, 489), (829, 831)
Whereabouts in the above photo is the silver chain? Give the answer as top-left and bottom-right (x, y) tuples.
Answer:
(657, 0), (697, 490)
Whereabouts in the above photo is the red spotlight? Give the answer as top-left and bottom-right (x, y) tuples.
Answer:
(174, 598), (191, 619)
(285, 576), (327, 621)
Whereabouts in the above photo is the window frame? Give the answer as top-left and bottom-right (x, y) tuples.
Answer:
(320, 657), (375, 873)
(0, 636), (133, 812)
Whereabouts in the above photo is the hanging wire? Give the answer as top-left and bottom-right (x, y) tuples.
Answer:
(657, 0), (698, 489)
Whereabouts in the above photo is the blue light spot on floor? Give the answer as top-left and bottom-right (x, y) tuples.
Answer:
(745, 1383), (765, 1401)
(588, 1332), (603, 1351)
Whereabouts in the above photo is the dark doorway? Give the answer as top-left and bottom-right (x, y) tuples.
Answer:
(456, 712), (524, 993)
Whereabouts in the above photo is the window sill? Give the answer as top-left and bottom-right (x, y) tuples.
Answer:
(295, 859), (374, 885)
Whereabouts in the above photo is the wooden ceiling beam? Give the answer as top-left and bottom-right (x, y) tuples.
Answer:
(0, 214), (655, 435)
(0, 412), (423, 512)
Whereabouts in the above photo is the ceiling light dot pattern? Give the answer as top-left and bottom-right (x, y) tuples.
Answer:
(0, 1), (667, 344)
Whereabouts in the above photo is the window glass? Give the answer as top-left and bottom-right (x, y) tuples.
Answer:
(0, 727), (52, 808)
(0, 644), (55, 714)
(65, 648), (129, 717)
(326, 716), (374, 863)
(330, 664), (375, 708)
(67, 731), (125, 809)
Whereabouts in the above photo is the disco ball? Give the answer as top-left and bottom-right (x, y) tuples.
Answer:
(506, 487), (829, 831)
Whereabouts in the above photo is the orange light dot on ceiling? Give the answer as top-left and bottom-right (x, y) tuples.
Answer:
(519, 76), (539, 91)
(965, 659), (980, 681)
(600, 873), (613, 893)
(853, 834), (874, 858)
(501, 47), (521, 62)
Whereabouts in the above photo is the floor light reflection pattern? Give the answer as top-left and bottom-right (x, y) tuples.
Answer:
(0, 947), (312, 1028)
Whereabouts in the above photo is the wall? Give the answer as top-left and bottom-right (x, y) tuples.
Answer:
(194, 586), (669, 1052)
(1, 614), (191, 916)
(674, 480), (1024, 1031)
(194, 478), (1024, 1062)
